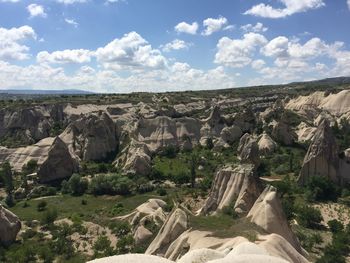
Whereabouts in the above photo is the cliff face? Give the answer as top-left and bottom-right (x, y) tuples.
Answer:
(298, 120), (340, 185)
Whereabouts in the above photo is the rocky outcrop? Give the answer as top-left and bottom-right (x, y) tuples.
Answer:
(88, 254), (175, 263)
(296, 122), (317, 143)
(37, 136), (77, 183)
(237, 134), (260, 167)
(60, 112), (118, 162)
(220, 126), (242, 145)
(272, 121), (296, 146)
(200, 107), (226, 145)
(146, 208), (188, 256)
(298, 120), (340, 185)
(258, 133), (277, 156)
(136, 116), (201, 153)
(177, 248), (225, 263)
(247, 186), (302, 252)
(0, 105), (66, 146)
(117, 139), (152, 176)
(0, 205), (21, 246)
(199, 164), (261, 215)
(232, 107), (256, 133)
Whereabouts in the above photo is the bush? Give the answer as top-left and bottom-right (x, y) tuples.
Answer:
(109, 220), (131, 237)
(222, 203), (239, 219)
(41, 208), (58, 225)
(66, 174), (88, 196)
(296, 205), (323, 228)
(156, 188), (167, 196)
(328, 219), (344, 233)
(305, 176), (340, 202)
(89, 174), (133, 196)
(206, 137), (214, 150)
(37, 201), (47, 212)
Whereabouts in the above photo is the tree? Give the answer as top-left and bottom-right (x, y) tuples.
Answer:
(190, 154), (198, 188)
(1, 162), (14, 195)
(206, 137), (214, 150)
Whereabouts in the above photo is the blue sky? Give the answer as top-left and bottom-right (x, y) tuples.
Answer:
(0, 0), (350, 93)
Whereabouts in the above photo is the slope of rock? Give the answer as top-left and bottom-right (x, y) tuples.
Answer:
(146, 208), (188, 256)
(272, 121), (296, 146)
(136, 116), (201, 153)
(60, 112), (118, 162)
(247, 186), (301, 252)
(177, 248), (225, 263)
(237, 134), (260, 167)
(258, 133), (277, 156)
(298, 120), (340, 185)
(37, 136), (77, 183)
(0, 205), (21, 246)
(87, 254), (175, 263)
(199, 164), (261, 215)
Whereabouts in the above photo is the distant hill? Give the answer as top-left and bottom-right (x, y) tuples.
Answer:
(0, 89), (95, 95)
(289, 77), (350, 86)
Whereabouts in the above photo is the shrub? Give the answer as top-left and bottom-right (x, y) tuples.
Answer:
(41, 207), (58, 225)
(156, 188), (167, 196)
(296, 205), (323, 228)
(206, 137), (214, 150)
(328, 219), (344, 233)
(89, 174), (133, 196)
(67, 174), (88, 196)
(37, 201), (47, 212)
(109, 220), (131, 237)
(305, 176), (340, 202)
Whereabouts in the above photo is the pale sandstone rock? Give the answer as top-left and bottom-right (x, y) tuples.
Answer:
(258, 133), (277, 156)
(272, 121), (296, 146)
(237, 134), (260, 167)
(87, 254), (175, 263)
(0, 205), (21, 246)
(134, 225), (153, 245)
(178, 248), (225, 263)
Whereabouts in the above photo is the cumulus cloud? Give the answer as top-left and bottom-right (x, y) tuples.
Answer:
(95, 31), (167, 70)
(0, 26), (36, 60)
(174, 22), (198, 35)
(161, 39), (192, 52)
(0, 0), (20, 2)
(215, 33), (267, 68)
(202, 16), (230, 36)
(241, 22), (268, 33)
(251, 59), (266, 70)
(244, 0), (325, 18)
(65, 18), (79, 28)
(27, 4), (47, 18)
(37, 49), (92, 64)
(348, 0), (350, 10)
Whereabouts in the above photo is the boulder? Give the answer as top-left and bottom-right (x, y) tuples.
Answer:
(134, 225), (153, 245)
(220, 126), (242, 145)
(199, 164), (261, 215)
(60, 112), (118, 162)
(37, 136), (77, 183)
(258, 133), (277, 156)
(247, 186), (302, 252)
(298, 120), (340, 185)
(272, 122), (296, 146)
(146, 208), (188, 256)
(0, 205), (21, 246)
(237, 134), (260, 167)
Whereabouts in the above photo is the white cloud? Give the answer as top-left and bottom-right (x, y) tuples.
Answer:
(37, 49), (92, 64)
(241, 22), (268, 33)
(347, 0), (350, 10)
(65, 18), (79, 28)
(202, 16), (229, 36)
(57, 0), (87, 4)
(174, 21), (198, 35)
(27, 4), (47, 18)
(244, 0), (325, 18)
(262, 36), (289, 57)
(0, 0), (20, 2)
(95, 31), (167, 70)
(161, 39), (192, 52)
(215, 33), (267, 68)
(0, 26), (36, 60)
(251, 59), (266, 70)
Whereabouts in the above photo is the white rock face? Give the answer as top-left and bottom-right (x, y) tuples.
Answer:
(258, 133), (277, 156)
(146, 208), (188, 256)
(298, 120), (340, 185)
(177, 248), (225, 263)
(247, 186), (302, 252)
(220, 126), (243, 145)
(87, 254), (175, 263)
(237, 134), (260, 167)
(136, 116), (201, 153)
(272, 121), (296, 146)
(0, 205), (21, 246)
(199, 164), (261, 215)
(37, 136), (77, 183)
(60, 112), (118, 162)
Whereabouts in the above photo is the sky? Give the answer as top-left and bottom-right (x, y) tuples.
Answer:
(0, 0), (350, 93)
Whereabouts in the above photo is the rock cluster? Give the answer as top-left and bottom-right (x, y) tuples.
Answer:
(0, 205), (21, 246)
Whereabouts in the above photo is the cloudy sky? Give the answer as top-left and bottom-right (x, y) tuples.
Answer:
(0, 0), (350, 93)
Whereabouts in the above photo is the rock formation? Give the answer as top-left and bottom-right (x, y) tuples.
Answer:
(237, 134), (260, 167)
(37, 136), (77, 183)
(220, 126), (242, 145)
(0, 205), (21, 246)
(298, 120), (340, 185)
(60, 112), (118, 162)
(258, 133), (277, 156)
(136, 116), (201, 153)
(146, 208), (188, 256)
(247, 186), (302, 252)
(88, 254), (175, 263)
(177, 248), (225, 263)
(199, 164), (261, 215)
(117, 139), (152, 176)
(272, 121), (296, 146)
